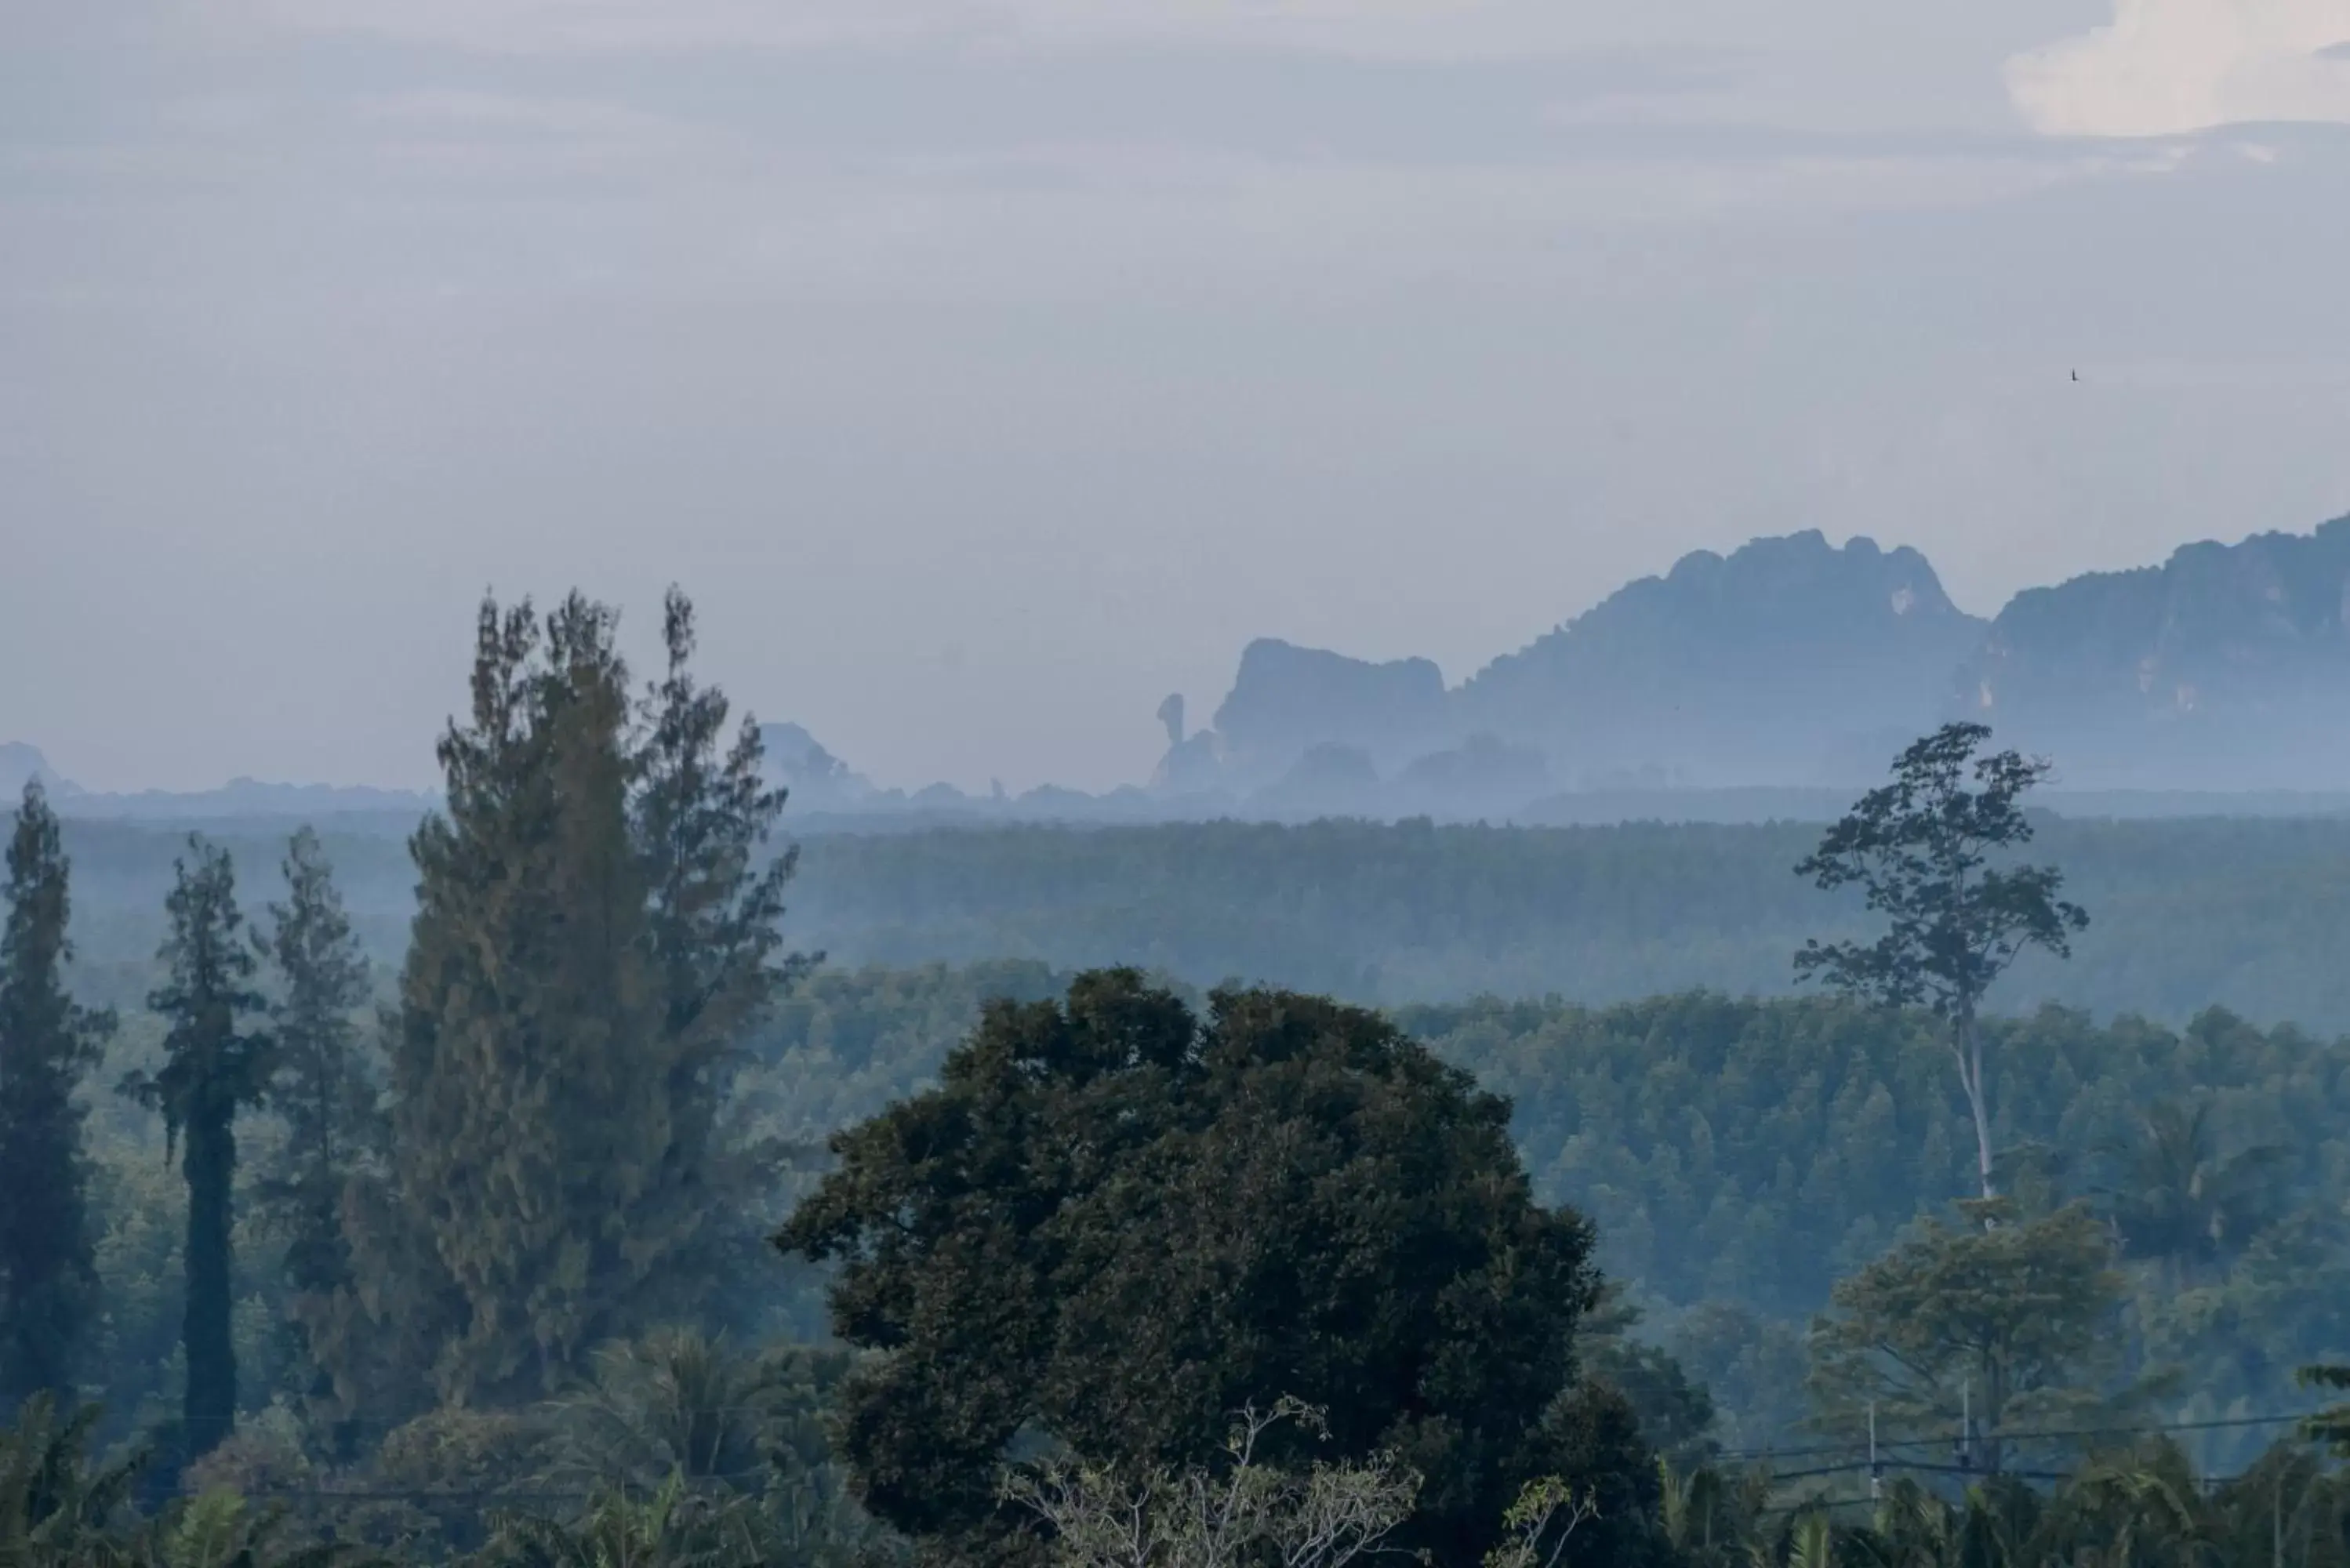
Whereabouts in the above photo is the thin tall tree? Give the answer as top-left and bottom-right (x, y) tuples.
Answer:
(0, 782), (114, 1406)
(633, 588), (815, 1268)
(1795, 722), (2087, 1200)
(123, 838), (273, 1457)
(256, 827), (377, 1406)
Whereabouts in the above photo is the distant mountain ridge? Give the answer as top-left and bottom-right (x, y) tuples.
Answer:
(0, 743), (434, 821)
(1961, 518), (2350, 789)
(16, 517), (2350, 830)
(1456, 531), (1984, 786)
(1161, 514), (2350, 805)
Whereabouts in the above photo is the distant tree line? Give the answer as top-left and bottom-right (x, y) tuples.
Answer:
(45, 806), (2350, 1033)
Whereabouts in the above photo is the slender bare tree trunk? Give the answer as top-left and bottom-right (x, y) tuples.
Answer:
(1954, 1010), (1996, 1201)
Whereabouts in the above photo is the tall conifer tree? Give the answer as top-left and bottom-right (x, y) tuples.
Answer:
(389, 596), (661, 1400)
(631, 589), (815, 1294)
(125, 838), (271, 1457)
(0, 782), (113, 1407)
(373, 590), (808, 1403)
(257, 827), (377, 1414)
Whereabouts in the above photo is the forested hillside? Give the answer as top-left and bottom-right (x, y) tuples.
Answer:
(45, 812), (2350, 1029)
(42, 954), (2350, 1530)
(741, 965), (2350, 1461)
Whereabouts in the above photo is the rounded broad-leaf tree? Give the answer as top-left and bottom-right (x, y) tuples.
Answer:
(776, 969), (1640, 1565)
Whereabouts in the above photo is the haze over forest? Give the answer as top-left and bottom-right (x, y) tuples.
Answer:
(11, 5), (2350, 1567)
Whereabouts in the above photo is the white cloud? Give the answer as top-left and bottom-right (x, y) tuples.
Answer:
(2007, 0), (2350, 136)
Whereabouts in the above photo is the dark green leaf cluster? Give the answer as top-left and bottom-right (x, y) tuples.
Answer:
(778, 969), (1628, 1567)
(1793, 724), (2087, 1019)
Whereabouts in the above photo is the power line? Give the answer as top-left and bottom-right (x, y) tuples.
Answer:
(1732, 1450), (2299, 1499)
(1720, 1408), (2322, 1465)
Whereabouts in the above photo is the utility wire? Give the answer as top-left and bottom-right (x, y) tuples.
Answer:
(1719, 1408), (2323, 1465)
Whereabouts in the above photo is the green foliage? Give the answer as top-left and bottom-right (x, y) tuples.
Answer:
(343, 1330), (883, 1568)
(1396, 990), (2350, 1449)
(0, 782), (115, 1406)
(676, 964), (2350, 1473)
(473, 1474), (770, 1568)
(141, 1486), (353, 1568)
(1653, 1458), (1769, 1568)
(2096, 1100), (2286, 1291)
(0, 1393), (143, 1560)
(52, 811), (2350, 1033)
(1796, 724), (2089, 1197)
(387, 593), (661, 1402)
(1675, 1435), (2350, 1568)
(559, 964), (2350, 1476)
(738, 961), (1074, 1149)
(371, 590), (808, 1406)
(255, 829), (379, 1439)
(1794, 725), (2089, 1025)
(533, 1330), (853, 1502)
(124, 839), (274, 1461)
(2294, 1363), (2350, 1456)
(1575, 1287), (1717, 1470)
(778, 970), (1622, 1566)
(1658, 1308), (1808, 1459)
(1806, 1198), (2138, 1474)
(2, 1393), (358, 1568)
(541, 1331), (884, 1567)
(636, 589), (818, 1142)
(365, 1406), (561, 1555)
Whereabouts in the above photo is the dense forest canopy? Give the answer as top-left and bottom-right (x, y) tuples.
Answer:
(36, 810), (2350, 1029)
(13, 956), (2350, 1562)
(746, 967), (2350, 1465)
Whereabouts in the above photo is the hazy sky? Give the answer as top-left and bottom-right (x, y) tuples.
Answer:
(6, 0), (2350, 793)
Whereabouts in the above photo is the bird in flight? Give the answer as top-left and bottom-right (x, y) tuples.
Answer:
(2071, 369), (2079, 382)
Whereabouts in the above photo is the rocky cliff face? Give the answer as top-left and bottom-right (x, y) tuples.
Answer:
(1207, 638), (1455, 787)
(1959, 516), (2350, 788)
(1455, 531), (1985, 786)
(1171, 532), (1988, 799)
(1160, 517), (2350, 807)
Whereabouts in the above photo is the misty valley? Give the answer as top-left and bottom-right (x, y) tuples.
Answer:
(20, 0), (2350, 1553)
(10, 535), (2350, 1568)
